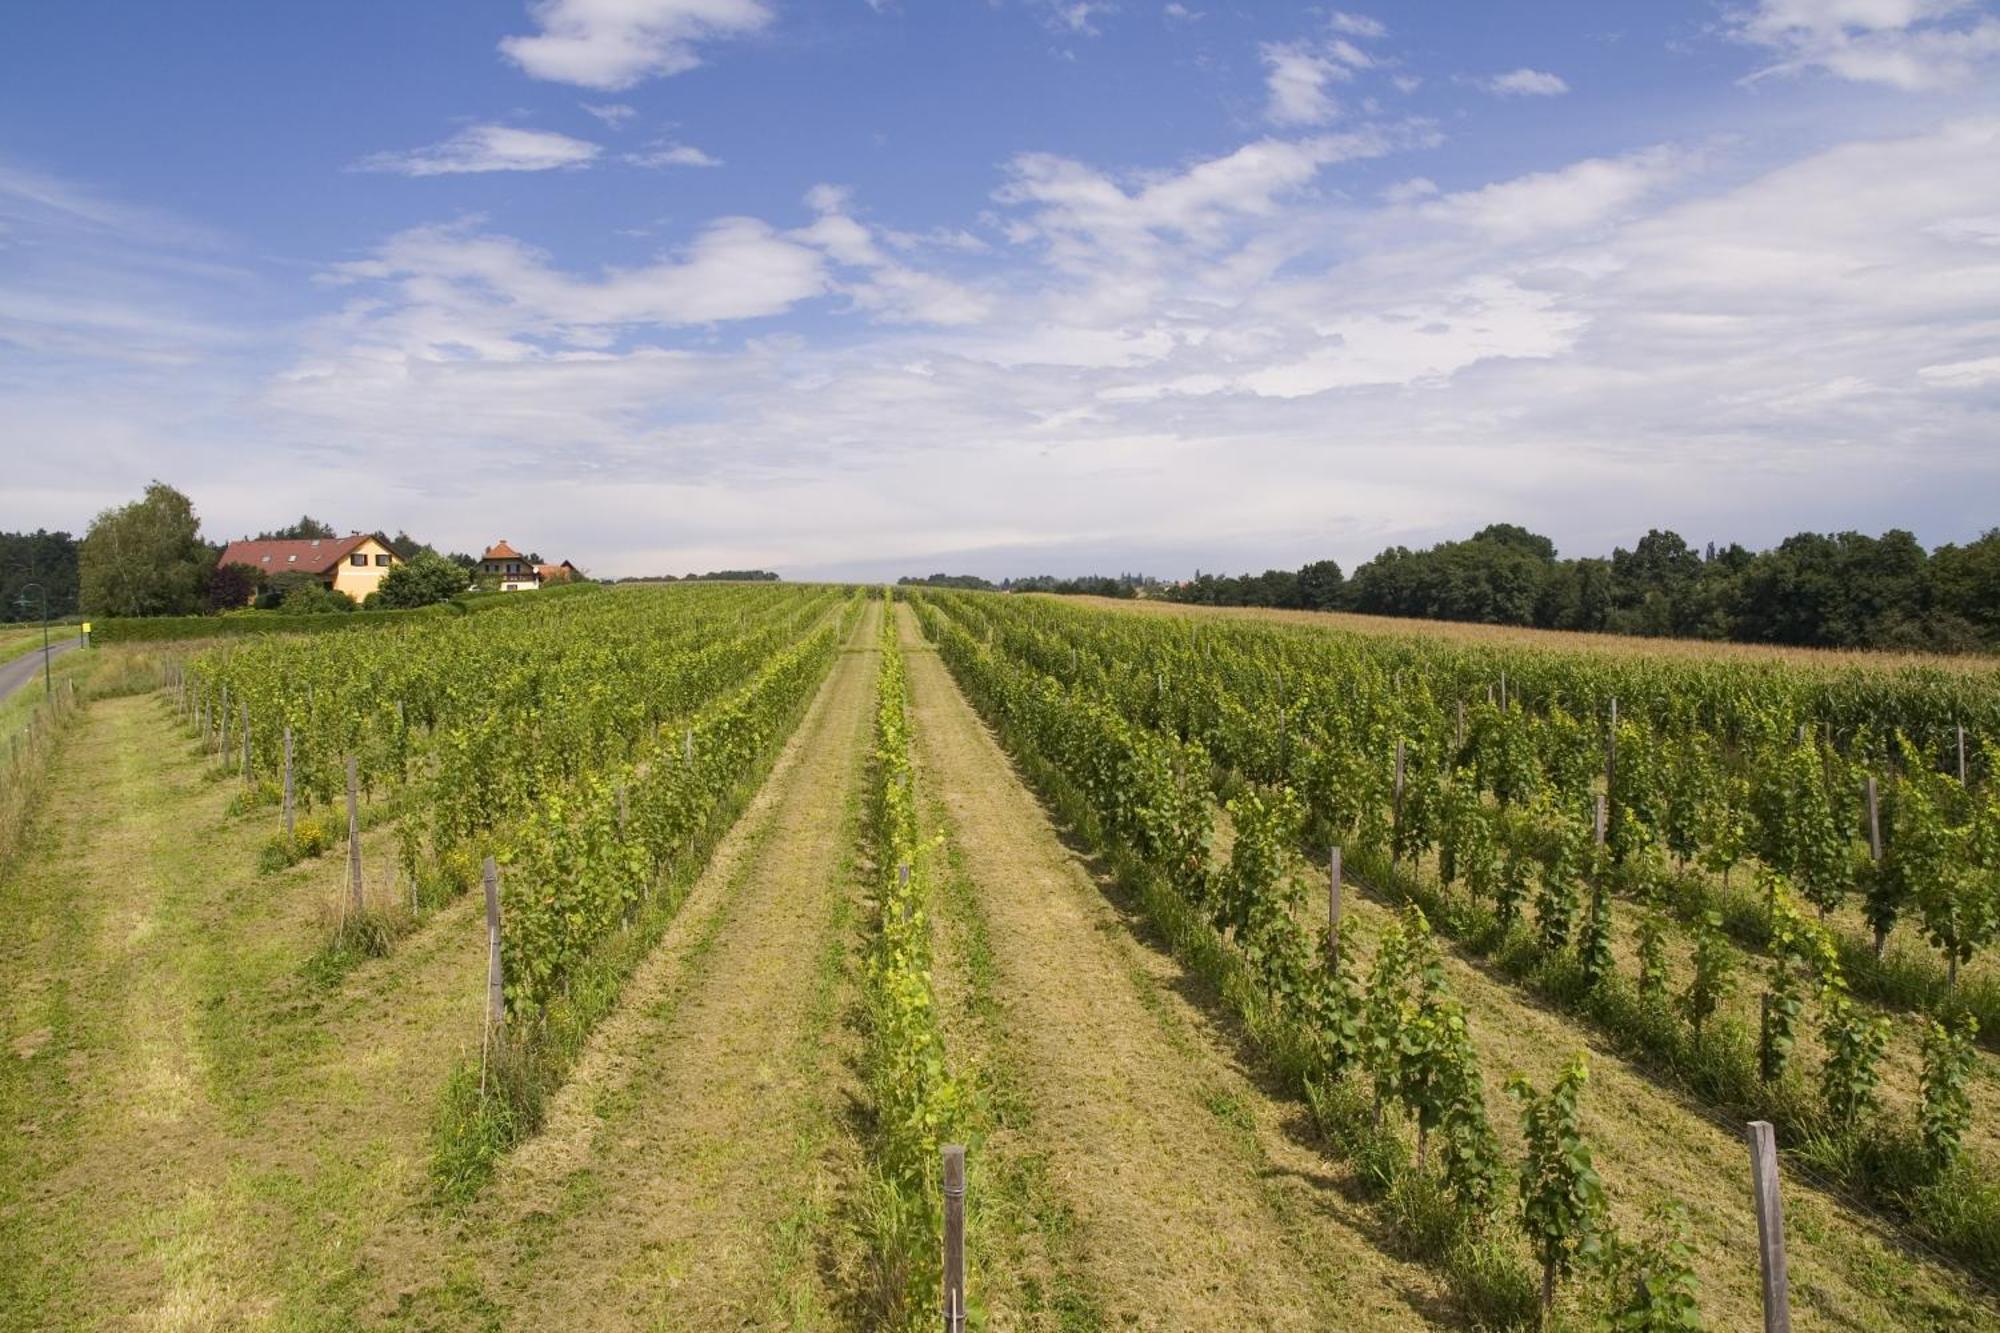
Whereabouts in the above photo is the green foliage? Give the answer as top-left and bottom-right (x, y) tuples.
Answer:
(1509, 1054), (1607, 1317)
(0, 527), (80, 622)
(1362, 907), (1425, 1123)
(275, 580), (357, 615)
(1578, 888), (1615, 992)
(258, 813), (331, 871)
(1759, 884), (1820, 1084)
(374, 550), (469, 609)
(1818, 986), (1890, 1131)
(1605, 1202), (1703, 1331)
(1919, 1013), (1978, 1170)
(78, 480), (210, 617)
(1680, 912), (1735, 1038)
(1635, 910), (1670, 1008)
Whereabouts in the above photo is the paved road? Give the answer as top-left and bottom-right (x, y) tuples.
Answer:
(0, 635), (80, 705)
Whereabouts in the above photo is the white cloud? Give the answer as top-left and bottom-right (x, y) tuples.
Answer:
(1480, 68), (1570, 96)
(1328, 11), (1386, 39)
(323, 216), (828, 352)
(353, 125), (602, 176)
(1733, 0), (2000, 89)
(793, 184), (992, 325)
(1418, 147), (1688, 239)
(998, 133), (1395, 253)
(17, 118), (2000, 581)
(626, 141), (721, 168)
(1039, 2), (1113, 36)
(1919, 354), (2000, 387)
(1261, 42), (1347, 126)
(582, 102), (637, 127)
(500, 0), (772, 90)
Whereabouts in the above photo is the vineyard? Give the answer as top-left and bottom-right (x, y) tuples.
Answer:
(1, 582), (1997, 1329)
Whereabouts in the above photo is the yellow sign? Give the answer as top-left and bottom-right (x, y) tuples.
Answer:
(82, 622), (91, 634)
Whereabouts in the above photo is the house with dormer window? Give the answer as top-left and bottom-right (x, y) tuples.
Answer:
(215, 533), (402, 602)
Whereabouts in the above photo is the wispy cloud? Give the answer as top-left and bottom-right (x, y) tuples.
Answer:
(581, 102), (637, 128)
(1261, 43), (1348, 126)
(1328, 11), (1386, 39)
(501, 0), (772, 90)
(1479, 67), (1569, 96)
(1733, 0), (2000, 90)
(353, 124), (602, 176)
(626, 141), (721, 168)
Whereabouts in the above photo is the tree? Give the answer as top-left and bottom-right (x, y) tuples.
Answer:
(1296, 559), (1345, 611)
(385, 530), (435, 562)
(78, 481), (210, 617)
(373, 551), (468, 608)
(0, 529), (81, 622)
(1471, 523), (1558, 561)
(256, 515), (338, 540)
(207, 561), (263, 611)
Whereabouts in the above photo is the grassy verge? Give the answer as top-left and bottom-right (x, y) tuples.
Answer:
(923, 786), (1106, 1329)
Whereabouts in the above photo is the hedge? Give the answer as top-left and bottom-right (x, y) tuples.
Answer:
(92, 603), (458, 644)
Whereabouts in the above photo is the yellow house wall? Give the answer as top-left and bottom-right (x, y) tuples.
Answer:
(329, 538), (400, 600)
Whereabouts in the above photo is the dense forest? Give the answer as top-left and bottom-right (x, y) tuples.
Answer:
(0, 530), (81, 623)
(908, 524), (2000, 655)
(1166, 525), (2000, 653)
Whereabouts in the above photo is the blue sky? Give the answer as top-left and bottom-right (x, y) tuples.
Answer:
(2, 1), (1997, 579)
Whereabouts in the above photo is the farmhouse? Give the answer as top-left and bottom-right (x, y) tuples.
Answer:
(481, 542), (582, 591)
(215, 533), (401, 602)
(538, 560), (582, 585)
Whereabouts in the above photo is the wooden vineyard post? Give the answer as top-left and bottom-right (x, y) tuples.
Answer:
(1864, 776), (1884, 957)
(345, 756), (363, 914)
(1455, 699), (1465, 750)
(1328, 847), (1343, 975)
(1391, 739), (1406, 865)
(241, 703), (251, 785)
(1499, 671), (1508, 712)
(616, 783), (628, 836)
(1958, 725), (1968, 784)
(942, 1144), (966, 1333)
(483, 856), (506, 1046)
(1605, 697), (1618, 801)
(1746, 1120), (1792, 1333)
(219, 683), (229, 761)
(281, 726), (295, 838)
(684, 728), (693, 765)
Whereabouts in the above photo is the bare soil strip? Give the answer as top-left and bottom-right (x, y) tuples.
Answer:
(387, 600), (883, 1329)
(894, 604), (1451, 1331)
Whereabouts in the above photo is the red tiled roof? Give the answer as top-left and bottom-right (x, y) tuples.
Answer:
(216, 534), (374, 575)
(483, 540), (523, 561)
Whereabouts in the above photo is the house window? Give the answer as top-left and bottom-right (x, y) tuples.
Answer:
(375, 554), (391, 566)
(350, 554), (367, 566)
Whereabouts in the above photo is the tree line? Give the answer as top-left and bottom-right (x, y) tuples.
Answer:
(0, 481), (492, 621)
(1166, 524), (2000, 654)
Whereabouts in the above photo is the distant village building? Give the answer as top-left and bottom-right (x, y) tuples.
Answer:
(480, 542), (581, 592)
(215, 533), (401, 602)
(538, 560), (582, 585)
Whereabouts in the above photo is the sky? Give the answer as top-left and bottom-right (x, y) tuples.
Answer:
(1, 1), (1997, 581)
